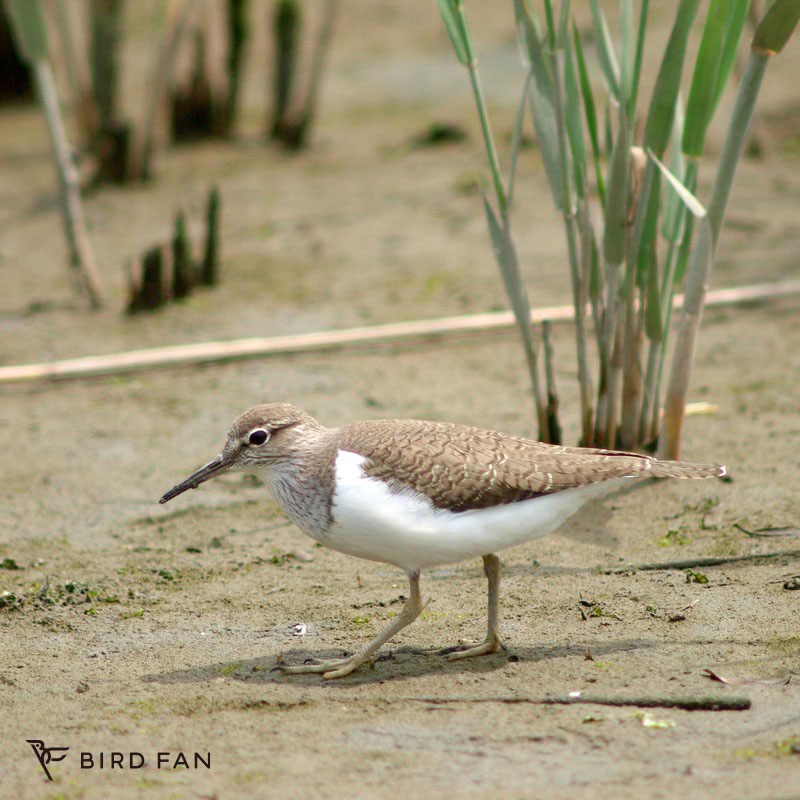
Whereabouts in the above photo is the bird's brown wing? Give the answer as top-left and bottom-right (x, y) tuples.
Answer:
(336, 419), (695, 512)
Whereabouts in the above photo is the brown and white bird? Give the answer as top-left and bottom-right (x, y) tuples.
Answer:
(160, 403), (726, 679)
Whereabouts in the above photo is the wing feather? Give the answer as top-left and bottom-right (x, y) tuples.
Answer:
(336, 420), (679, 511)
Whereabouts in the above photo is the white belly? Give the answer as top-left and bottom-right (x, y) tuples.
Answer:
(319, 450), (628, 572)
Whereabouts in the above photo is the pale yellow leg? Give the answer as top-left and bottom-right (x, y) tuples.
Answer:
(275, 571), (423, 680)
(448, 553), (503, 661)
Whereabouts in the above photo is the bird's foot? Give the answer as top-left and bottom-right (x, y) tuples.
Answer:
(445, 635), (504, 661)
(272, 654), (367, 680)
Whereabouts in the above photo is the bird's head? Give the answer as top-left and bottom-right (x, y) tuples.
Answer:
(159, 403), (320, 504)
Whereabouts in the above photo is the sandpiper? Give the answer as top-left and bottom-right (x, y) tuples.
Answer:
(160, 403), (726, 679)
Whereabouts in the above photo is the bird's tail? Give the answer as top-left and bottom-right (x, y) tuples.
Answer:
(648, 459), (727, 480)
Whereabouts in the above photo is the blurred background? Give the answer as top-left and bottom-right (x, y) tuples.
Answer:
(3, 0), (798, 372)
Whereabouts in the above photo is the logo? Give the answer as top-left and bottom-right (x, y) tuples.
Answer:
(25, 739), (211, 778)
(27, 739), (70, 781)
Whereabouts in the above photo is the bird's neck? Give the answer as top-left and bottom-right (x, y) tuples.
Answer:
(258, 426), (340, 538)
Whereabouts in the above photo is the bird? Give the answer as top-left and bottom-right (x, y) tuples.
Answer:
(159, 403), (726, 679)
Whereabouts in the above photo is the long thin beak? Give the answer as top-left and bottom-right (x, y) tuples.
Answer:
(159, 453), (234, 504)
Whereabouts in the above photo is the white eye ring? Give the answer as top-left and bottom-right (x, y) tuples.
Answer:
(246, 428), (270, 446)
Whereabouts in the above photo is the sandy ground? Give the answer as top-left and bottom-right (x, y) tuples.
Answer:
(1, 2), (800, 798)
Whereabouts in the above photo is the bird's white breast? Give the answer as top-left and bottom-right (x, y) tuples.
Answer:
(321, 450), (628, 572)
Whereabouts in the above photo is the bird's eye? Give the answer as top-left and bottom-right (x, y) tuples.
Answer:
(247, 429), (269, 446)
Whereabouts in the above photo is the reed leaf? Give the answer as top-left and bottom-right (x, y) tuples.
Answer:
(619, 0), (635, 110)
(661, 101), (686, 243)
(5, 0), (49, 61)
(586, 217), (602, 303)
(572, 24), (605, 202)
(551, 40), (593, 442)
(644, 248), (662, 340)
(543, 0), (556, 47)
(588, 0), (620, 99)
(482, 194), (548, 438)
(602, 104), (629, 268)
(643, 0), (700, 157)
(711, 0), (749, 108)
(682, 0), (748, 158)
(556, 0), (571, 47)
(562, 35), (586, 195)
(648, 149), (707, 219)
(628, 0), (649, 120)
(635, 178), (661, 286)
(508, 69), (534, 206)
(515, 0), (563, 209)
(752, 0), (800, 54)
(660, 50), (770, 458)
(482, 195), (527, 325)
(436, 0), (469, 65)
(604, 99), (614, 160)
(631, 0), (701, 328)
(682, 0), (727, 157)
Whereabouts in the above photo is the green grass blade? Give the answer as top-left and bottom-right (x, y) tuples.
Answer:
(508, 68), (534, 205)
(514, 0), (563, 208)
(514, 0), (544, 58)
(673, 210), (695, 285)
(5, 0), (49, 62)
(711, 1), (749, 107)
(628, 0), (650, 120)
(604, 99), (614, 160)
(644, 246), (663, 339)
(636, 177), (661, 286)
(643, 0), (701, 157)
(682, 0), (748, 157)
(753, 0), (800, 54)
(482, 194), (527, 325)
(588, 220), (602, 302)
(619, 0), (634, 109)
(543, 0), (556, 48)
(436, 0), (469, 64)
(682, 0), (725, 156)
(630, 0), (699, 291)
(563, 35), (586, 196)
(588, 0), (620, 99)
(481, 193), (547, 436)
(660, 52), (770, 458)
(648, 148), (707, 218)
(572, 23), (605, 203)
(603, 103), (629, 267)
(557, 0), (571, 48)
(661, 100), (686, 242)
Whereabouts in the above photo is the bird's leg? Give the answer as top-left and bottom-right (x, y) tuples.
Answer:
(275, 570), (423, 680)
(447, 553), (503, 661)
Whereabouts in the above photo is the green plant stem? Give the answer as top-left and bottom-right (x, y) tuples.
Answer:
(457, 3), (547, 437)
(618, 158), (656, 448)
(639, 238), (676, 443)
(462, 50), (506, 213)
(507, 68), (534, 206)
(550, 47), (593, 443)
(659, 51), (768, 459)
(604, 319), (624, 447)
(597, 96), (631, 447)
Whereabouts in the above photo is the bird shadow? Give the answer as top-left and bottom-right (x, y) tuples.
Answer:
(142, 636), (658, 688)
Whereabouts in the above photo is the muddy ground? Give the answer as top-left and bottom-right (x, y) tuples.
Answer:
(1, 2), (800, 798)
